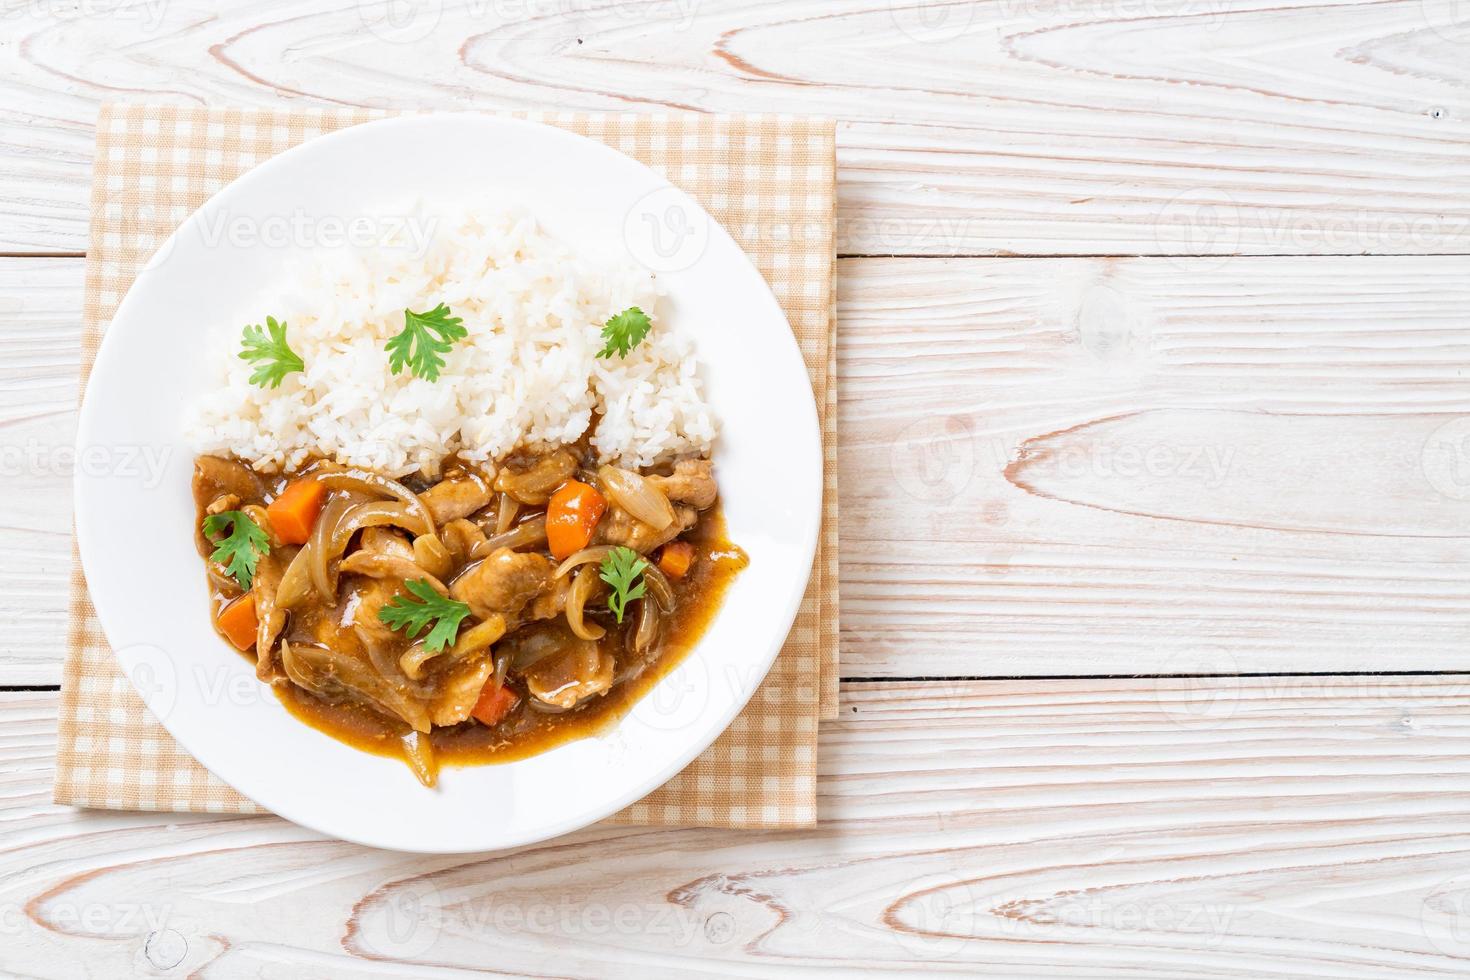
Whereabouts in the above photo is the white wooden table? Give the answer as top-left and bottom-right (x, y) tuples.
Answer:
(3, 1), (1469, 976)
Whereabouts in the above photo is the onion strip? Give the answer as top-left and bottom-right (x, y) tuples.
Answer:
(554, 545), (615, 579)
(597, 465), (675, 531)
(471, 515), (547, 559)
(318, 470), (437, 541)
(494, 492), (519, 535)
(631, 596), (660, 653)
(565, 565), (606, 641)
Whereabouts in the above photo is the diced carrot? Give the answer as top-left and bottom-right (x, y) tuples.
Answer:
(546, 479), (607, 560)
(658, 540), (696, 579)
(266, 478), (327, 545)
(216, 593), (259, 651)
(472, 682), (519, 727)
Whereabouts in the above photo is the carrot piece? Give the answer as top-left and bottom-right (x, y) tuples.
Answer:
(546, 479), (607, 560)
(472, 682), (519, 727)
(217, 593), (259, 651)
(658, 540), (696, 579)
(266, 478), (327, 545)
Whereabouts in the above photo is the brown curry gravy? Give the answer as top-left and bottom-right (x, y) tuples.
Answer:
(196, 459), (746, 774)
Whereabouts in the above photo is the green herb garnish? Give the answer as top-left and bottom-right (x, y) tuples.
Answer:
(599, 546), (648, 624)
(377, 579), (472, 652)
(201, 510), (270, 590)
(386, 304), (468, 382)
(595, 306), (652, 360)
(239, 316), (304, 388)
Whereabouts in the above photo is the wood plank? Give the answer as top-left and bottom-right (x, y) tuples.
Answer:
(840, 254), (1470, 676)
(0, 259), (80, 685)
(1, 0), (1468, 255)
(6, 679), (1470, 977)
(3, 255), (1467, 682)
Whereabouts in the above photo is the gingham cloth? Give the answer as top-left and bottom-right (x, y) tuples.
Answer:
(54, 105), (839, 829)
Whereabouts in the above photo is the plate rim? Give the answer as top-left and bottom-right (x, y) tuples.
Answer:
(73, 112), (823, 852)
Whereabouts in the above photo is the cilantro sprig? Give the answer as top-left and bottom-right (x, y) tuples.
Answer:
(595, 306), (652, 360)
(599, 546), (648, 624)
(386, 304), (467, 382)
(377, 579), (472, 653)
(202, 510), (270, 590)
(239, 316), (304, 389)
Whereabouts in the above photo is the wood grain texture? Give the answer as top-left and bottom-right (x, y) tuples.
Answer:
(841, 254), (1470, 676)
(3, 255), (1466, 683)
(0, 259), (80, 685)
(1, 0), (1468, 255)
(7, 679), (1470, 977)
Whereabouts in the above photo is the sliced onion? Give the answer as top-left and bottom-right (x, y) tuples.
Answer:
(318, 470), (436, 540)
(329, 501), (430, 556)
(565, 565), (606, 641)
(242, 503), (275, 544)
(413, 534), (452, 580)
(641, 563), (676, 613)
(338, 552), (449, 594)
(307, 493), (355, 601)
(281, 639), (432, 732)
(400, 730), (438, 789)
(400, 614), (507, 680)
(441, 518), (486, 565)
(274, 543), (313, 609)
(631, 596), (660, 653)
(363, 633), (436, 700)
(471, 515), (547, 559)
(554, 545), (615, 579)
(598, 464), (674, 532)
(494, 492), (519, 535)
(451, 614), (508, 658)
(489, 649), (511, 697)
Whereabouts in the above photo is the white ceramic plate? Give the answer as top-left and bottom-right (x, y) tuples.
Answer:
(74, 115), (821, 853)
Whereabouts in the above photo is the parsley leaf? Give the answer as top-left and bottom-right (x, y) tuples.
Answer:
(599, 546), (649, 624)
(202, 510), (270, 590)
(385, 304), (468, 382)
(377, 579), (472, 653)
(595, 306), (652, 360)
(239, 316), (304, 389)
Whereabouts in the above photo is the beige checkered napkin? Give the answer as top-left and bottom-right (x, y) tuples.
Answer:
(55, 105), (839, 830)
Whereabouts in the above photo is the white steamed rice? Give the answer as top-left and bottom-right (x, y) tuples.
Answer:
(186, 202), (715, 477)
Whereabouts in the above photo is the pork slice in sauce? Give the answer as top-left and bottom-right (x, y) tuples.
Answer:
(420, 472), (494, 524)
(595, 504), (698, 553)
(449, 547), (554, 621)
(429, 655), (497, 727)
(650, 458), (718, 510)
(252, 552), (288, 680)
(493, 448), (578, 505)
